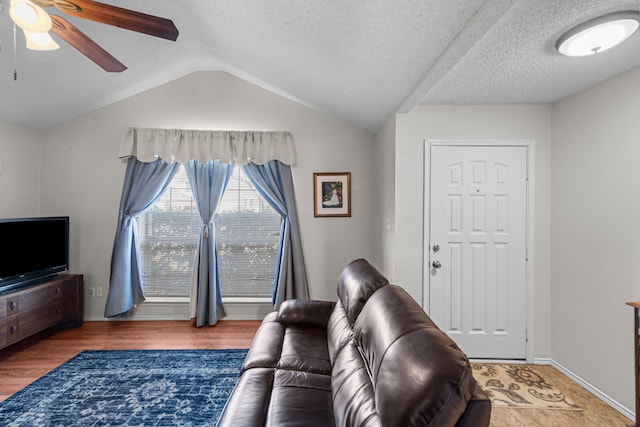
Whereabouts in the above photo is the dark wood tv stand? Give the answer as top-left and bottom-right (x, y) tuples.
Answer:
(0, 274), (84, 351)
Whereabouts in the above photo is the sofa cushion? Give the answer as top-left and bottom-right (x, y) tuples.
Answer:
(327, 300), (354, 365)
(243, 312), (285, 370)
(277, 324), (332, 375)
(267, 369), (334, 427)
(337, 258), (388, 326)
(216, 367), (274, 426)
(353, 285), (476, 426)
(277, 299), (336, 327)
(353, 285), (441, 376)
(331, 340), (381, 427)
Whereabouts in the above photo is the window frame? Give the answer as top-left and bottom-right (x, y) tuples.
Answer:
(138, 165), (282, 302)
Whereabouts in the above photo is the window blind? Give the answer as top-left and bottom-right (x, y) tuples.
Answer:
(138, 165), (281, 298)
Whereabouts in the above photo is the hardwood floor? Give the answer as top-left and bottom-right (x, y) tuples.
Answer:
(0, 320), (261, 403)
(0, 321), (634, 426)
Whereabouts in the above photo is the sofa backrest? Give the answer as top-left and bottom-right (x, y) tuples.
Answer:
(329, 259), (477, 427)
(336, 258), (389, 326)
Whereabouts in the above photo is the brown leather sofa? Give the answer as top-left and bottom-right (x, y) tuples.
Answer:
(217, 259), (491, 427)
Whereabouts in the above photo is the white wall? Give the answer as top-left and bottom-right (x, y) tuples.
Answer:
(0, 122), (42, 217)
(373, 115), (396, 274)
(40, 71), (375, 319)
(393, 105), (552, 359)
(551, 67), (640, 413)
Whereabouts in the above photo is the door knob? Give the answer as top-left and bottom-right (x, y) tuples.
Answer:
(432, 260), (442, 269)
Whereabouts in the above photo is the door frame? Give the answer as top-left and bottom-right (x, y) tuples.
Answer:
(423, 139), (535, 362)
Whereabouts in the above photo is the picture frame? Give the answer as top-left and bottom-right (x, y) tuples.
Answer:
(313, 172), (351, 217)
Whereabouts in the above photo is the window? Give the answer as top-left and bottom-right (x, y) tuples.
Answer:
(138, 168), (200, 297)
(216, 167), (282, 297)
(137, 165), (282, 299)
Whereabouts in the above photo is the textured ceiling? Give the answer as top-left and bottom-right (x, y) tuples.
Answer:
(416, 0), (640, 107)
(0, 0), (639, 134)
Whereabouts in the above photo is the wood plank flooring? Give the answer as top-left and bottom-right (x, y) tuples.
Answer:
(0, 320), (260, 403)
(0, 321), (634, 426)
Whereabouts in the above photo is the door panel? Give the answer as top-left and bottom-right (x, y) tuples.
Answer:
(428, 145), (527, 359)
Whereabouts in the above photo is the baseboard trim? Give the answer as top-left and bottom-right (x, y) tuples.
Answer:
(83, 315), (188, 321)
(549, 359), (635, 422)
(473, 357), (634, 422)
(83, 315), (262, 321)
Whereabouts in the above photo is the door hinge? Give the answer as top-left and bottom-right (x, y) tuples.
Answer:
(525, 329), (529, 343)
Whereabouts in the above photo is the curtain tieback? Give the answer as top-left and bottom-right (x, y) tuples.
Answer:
(204, 224), (209, 239)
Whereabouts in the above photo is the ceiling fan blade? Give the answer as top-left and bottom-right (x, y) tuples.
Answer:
(34, 0), (179, 41)
(50, 14), (127, 72)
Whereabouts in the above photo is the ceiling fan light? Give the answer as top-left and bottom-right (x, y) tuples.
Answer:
(557, 11), (640, 57)
(10, 0), (52, 33)
(24, 30), (60, 51)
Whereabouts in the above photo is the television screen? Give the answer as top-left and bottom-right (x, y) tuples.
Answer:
(0, 216), (69, 293)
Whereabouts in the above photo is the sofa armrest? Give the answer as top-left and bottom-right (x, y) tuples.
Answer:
(454, 384), (492, 427)
(277, 299), (336, 327)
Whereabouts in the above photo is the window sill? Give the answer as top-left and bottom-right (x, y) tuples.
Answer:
(145, 296), (272, 304)
(145, 297), (189, 303)
(224, 297), (272, 304)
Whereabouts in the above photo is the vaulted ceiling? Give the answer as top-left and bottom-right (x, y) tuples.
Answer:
(1, 0), (639, 134)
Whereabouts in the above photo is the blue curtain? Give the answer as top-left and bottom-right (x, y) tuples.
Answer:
(184, 159), (234, 326)
(242, 160), (309, 307)
(105, 158), (179, 318)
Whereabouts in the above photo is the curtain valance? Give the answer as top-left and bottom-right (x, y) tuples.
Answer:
(119, 127), (297, 165)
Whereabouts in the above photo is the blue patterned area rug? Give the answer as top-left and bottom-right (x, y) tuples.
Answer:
(0, 349), (248, 426)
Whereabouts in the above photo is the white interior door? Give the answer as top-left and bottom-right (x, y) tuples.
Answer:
(428, 145), (528, 359)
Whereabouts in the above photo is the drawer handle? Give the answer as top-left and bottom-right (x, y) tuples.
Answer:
(57, 307), (62, 313)
(9, 301), (16, 311)
(56, 287), (61, 294)
(10, 326), (16, 335)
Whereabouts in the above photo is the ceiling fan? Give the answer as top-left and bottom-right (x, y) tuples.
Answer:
(8, 0), (179, 72)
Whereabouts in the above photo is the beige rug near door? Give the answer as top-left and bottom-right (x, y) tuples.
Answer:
(472, 364), (582, 411)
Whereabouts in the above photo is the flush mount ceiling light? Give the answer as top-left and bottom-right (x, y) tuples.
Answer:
(557, 11), (640, 57)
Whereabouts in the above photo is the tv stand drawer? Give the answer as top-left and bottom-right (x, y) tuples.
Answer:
(1, 296), (19, 317)
(0, 319), (20, 348)
(0, 274), (83, 351)
(19, 282), (63, 311)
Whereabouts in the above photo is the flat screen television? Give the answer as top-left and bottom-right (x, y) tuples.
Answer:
(0, 216), (69, 294)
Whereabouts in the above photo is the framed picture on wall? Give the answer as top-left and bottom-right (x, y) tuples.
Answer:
(314, 172), (351, 217)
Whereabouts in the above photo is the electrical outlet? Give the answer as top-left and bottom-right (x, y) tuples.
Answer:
(96, 287), (103, 297)
(88, 287), (95, 297)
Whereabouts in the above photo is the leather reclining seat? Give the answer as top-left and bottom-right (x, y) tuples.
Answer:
(217, 259), (491, 426)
